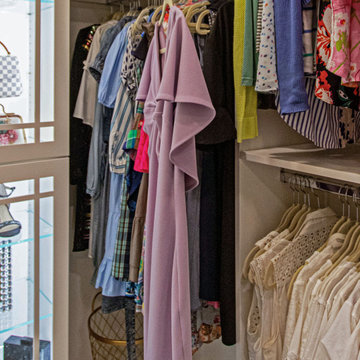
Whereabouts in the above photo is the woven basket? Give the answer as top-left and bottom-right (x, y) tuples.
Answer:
(88, 292), (144, 359)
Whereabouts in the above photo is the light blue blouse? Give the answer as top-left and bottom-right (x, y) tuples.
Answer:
(97, 22), (132, 108)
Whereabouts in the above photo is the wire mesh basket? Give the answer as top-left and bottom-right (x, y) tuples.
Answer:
(88, 292), (144, 360)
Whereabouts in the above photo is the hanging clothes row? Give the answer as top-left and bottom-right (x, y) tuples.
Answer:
(243, 173), (360, 360)
(70, 0), (236, 358)
(233, 0), (360, 148)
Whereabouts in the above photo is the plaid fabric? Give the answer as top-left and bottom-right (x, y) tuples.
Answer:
(111, 159), (134, 280)
(123, 103), (144, 151)
(124, 129), (140, 150)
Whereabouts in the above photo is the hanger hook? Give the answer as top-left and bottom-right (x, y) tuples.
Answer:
(344, 185), (351, 218)
(309, 176), (321, 209)
(303, 176), (310, 207)
(307, 177), (312, 207)
(294, 175), (301, 204)
(298, 175), (307, 205)
(338, 185), (346, 216)
(353, 188), (359, 222)
(289, 175), (296, 204)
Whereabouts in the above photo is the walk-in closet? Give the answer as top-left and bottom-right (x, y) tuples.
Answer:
(1, 0), (360, 359)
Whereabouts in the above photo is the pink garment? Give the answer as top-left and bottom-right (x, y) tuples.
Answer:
(327, 0), (360, 84)
(136, 7), (215, 360)
(207, 301), (221, 309)
(134, 124), (149, 173)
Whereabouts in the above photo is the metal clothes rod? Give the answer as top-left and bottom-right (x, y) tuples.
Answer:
(280, 169), (360, 199)
(71, 0), (120, 6)
(71, 0), (140, 5)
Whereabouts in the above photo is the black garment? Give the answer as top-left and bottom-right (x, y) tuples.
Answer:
(218, 139), (235, 346)
(132, 20), (155, 61)
(199, 147), (220, 301)
(132, 36), (148, 61)
(197, 1), (236, 346)
(198, 141), (235, 346)
(258, 93), (276, 110)
(196, 0), (236, 145)
(70, 25), (97, 252)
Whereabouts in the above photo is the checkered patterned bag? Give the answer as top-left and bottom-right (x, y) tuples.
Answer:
(0, 41), (22, 98)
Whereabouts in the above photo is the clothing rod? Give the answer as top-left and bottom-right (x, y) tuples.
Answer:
(71, 0), (125, 6)
(280, 169), (360, 199)
(71, 0), (145, 5)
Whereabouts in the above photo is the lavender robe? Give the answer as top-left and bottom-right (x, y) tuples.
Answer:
(136, 7), (215, 360)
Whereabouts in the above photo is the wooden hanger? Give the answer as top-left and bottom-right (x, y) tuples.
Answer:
(287, 263), (305, 299)
(245, 178), (300, 281)
(318, 187), (347, 252)
(321, 220), (358, 281)
(285, 186), (319, 241)
(285, 183), (311, 241)
(151, 5), (163, 24)
(343, 196), (360, 261)
(275, 177), (303, 232)
(351, 235), (360, 263)
(283, 177), (309, 239)
(185, 3), (210, 33)
(287, 185), (322, 298)
(195, 8), (210, 35)
(265, 180), (314, 289)
(133, 6), (153, 36)
(243, 246), (262, 279)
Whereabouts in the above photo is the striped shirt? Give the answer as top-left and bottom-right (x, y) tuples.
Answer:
(109, 82), (135, 174)
(277, 77), (360, 149)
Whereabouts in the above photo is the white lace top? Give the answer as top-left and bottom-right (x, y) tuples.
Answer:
(271, 208), (338, 288)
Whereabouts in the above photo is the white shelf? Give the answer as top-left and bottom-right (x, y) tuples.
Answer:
(242, 143), (360, 185)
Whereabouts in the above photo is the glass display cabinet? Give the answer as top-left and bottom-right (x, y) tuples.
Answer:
(0, 1), (69, 359)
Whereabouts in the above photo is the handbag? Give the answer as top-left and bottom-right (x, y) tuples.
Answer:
(0, 104), (27, 145)
(0, 41), (22, 98)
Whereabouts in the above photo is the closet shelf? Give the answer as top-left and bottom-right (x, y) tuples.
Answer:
(242, 143), (360, 185)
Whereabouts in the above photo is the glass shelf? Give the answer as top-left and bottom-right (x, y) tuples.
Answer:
(0, 209), (53, 249)
(0, 196), (54, 358)
(0, 277), (52, 358)
(0, 277), (52, 335)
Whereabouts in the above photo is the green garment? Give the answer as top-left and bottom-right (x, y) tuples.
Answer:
(241, 0), (259, 86)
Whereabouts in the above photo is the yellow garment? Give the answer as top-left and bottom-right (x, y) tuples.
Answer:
(234, 0), (258, 142)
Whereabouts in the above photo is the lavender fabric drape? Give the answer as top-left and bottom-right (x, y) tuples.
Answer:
(136, 7), (215, 359)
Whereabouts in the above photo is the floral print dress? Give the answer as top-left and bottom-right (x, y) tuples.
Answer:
(315, 0), (360, 110)
(326, 0), (360, 85)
